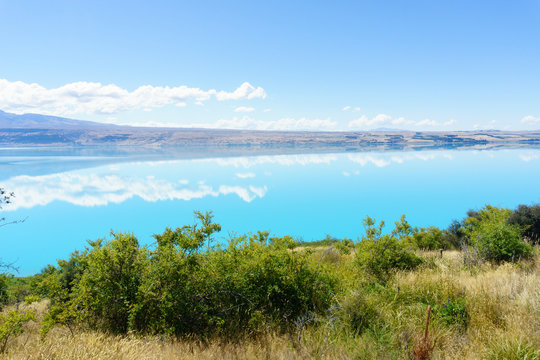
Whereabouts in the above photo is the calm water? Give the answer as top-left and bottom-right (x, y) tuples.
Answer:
(2, 146), (540, 275)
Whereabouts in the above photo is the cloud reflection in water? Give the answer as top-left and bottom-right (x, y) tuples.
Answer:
(2, 172), (267, 210)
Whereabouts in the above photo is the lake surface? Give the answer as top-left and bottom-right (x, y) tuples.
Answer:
(2, 146), (540, 275)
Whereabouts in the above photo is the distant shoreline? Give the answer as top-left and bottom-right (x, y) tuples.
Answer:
(2, 109), (539, 147)
(1, 127), (540, 148)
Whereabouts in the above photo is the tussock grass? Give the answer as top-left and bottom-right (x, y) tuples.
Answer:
(2, 249), (539, 359)
(5, 329), (301, 360)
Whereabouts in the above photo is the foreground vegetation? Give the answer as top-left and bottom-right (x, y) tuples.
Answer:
(1, 204), (539, 359)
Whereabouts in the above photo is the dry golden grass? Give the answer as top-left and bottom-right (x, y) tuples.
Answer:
(2, 250), (539, 360)
(392, 251), (540, 360)
(4, 330), (302, 360)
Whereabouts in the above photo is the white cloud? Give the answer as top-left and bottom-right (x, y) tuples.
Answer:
(128, 116), (338, 131)
(390, 117), (407, 125)
(444, 119), (456, 126)
(181, 116), (338, 131)
(235, 172), (256, 179)
(263, 108), (271, 112)
(473, 120), (497, 130)
(348, 114), (456, 130)
(521, 115), (540, 125)
(342, 106), (351, 111)
(215, 82), (266, 101)
(415, 119), (455, 127)
(1, 172), (267, 210)
(415, 119), (438, 127)
(0, 79), (266, 116)
(348, 114), (391, 129)
(234, 106), (255, 113)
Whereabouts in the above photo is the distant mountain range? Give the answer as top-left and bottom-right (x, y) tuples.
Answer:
(1, 109), (540, 149)
(0, 109), (120, 129)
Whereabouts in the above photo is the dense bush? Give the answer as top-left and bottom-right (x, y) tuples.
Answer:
(442, 219), (467, 249)
(466, 206), (533, 262)
(508, 204), (540, 245)
(411, 226), (444, 250)
(77, 233), (148, 333)
(355, 216), (423, 282)
(131, 226), (335, 336)
(38, 212), (336, 338)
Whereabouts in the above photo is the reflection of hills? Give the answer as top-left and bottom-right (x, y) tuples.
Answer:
(1, 142), (540, 180)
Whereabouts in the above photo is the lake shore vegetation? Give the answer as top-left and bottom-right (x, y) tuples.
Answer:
(1, 205), (539, 359)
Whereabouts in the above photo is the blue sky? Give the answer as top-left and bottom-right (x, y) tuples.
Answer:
(1, 0), (539, 130)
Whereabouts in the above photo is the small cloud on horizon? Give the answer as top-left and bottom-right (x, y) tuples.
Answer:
(348, 114), (456, 130)
(521, 115), (540, 125)
(234, 106), (255, 113)
(235, 172), (256, 179)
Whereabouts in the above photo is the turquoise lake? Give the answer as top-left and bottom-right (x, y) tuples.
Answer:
(1, 146), (540, 275)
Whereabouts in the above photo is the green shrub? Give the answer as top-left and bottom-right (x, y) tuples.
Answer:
(0, 308), (36, 353)
(442, 219), (467, 249)
(356, 235), (423, 282)
(467, 206), (533, 262)
(0, 274), (8, 309)
(23, 295), (39, 305)
(411, 226), (444, 250)
(508, 203), (540, 245)
(132, 226), (335, 336)
(38, 212), (336, 338)
(39, 232), (148, 336)
(334, 239), (354, 255)
(0, 274), (31, 308)
(34, 261), (85, 338)
(355, 216), (422, 282)
(77, 232), (147, 333)
(437, 297), (469, 328)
